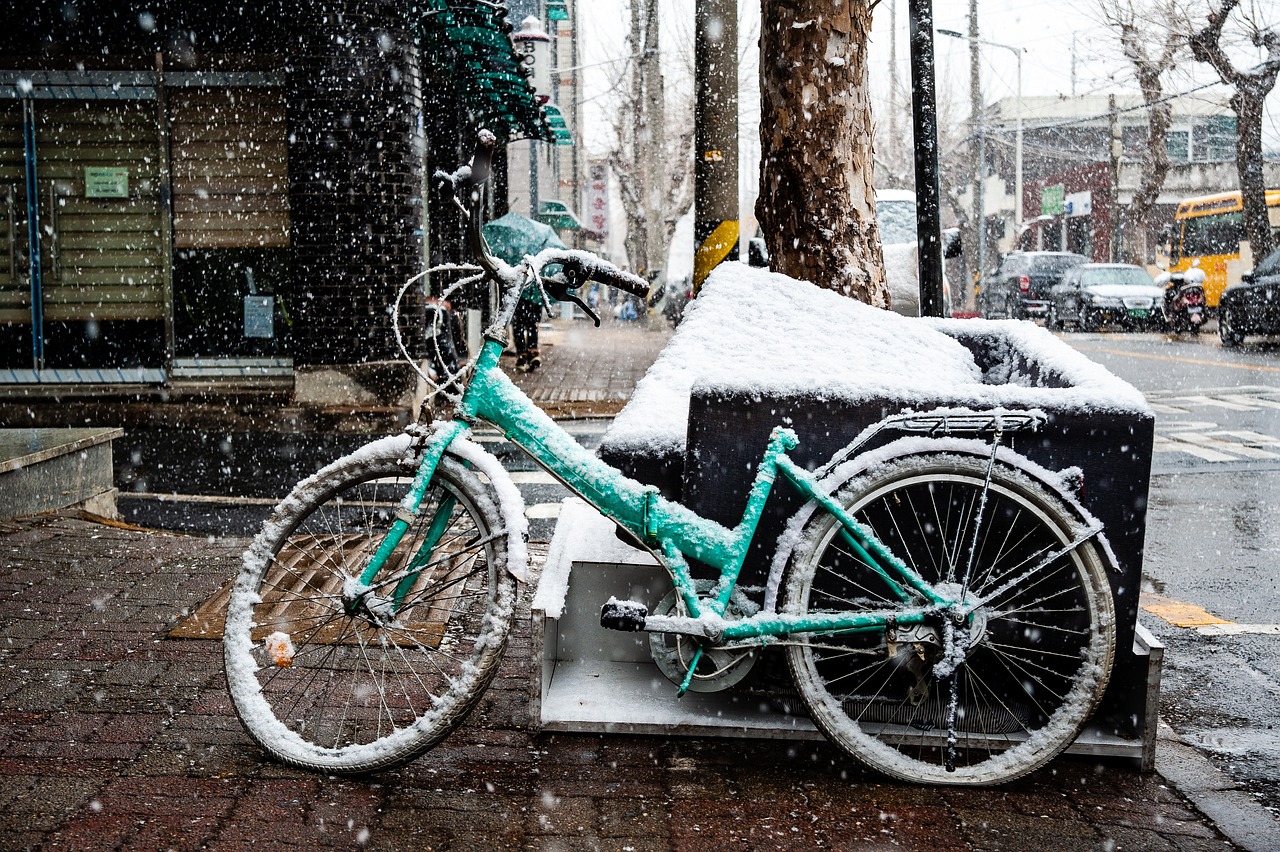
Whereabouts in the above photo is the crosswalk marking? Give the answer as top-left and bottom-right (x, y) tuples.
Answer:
(1162, 431), (1280, 460)
(1198, 623), (1280, 637)
(510, 470), (559, 485)
(1167, 394), (1257, 412)
(1218, 394), (1280, 411)
(1148, 388), (1280, 464)
(1148, 386), (1280, 415)
(1152, 435), (1237, 462)
(526, 502), (562, 519)
(1216, 429), (1280, 446)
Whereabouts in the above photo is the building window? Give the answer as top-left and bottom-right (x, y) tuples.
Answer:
(1192, 117), (1236, 162)
(1166, 131), (1189, 163)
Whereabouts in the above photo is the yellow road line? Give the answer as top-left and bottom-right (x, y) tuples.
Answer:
(1140, 592), (1232, 628)
(1080, 345), (1280, 374)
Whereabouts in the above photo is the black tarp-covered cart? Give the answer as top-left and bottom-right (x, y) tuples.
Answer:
(531, 265), (1162, 770)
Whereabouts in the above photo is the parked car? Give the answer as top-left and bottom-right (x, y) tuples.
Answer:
(874, 189), (959, 316)
(979, 251), (1087, 320)
(1219, 244), (1280, 347)
(1046, 264), (1165, 331)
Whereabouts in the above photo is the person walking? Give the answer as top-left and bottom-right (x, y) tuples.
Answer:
(512, 295), (542, 372)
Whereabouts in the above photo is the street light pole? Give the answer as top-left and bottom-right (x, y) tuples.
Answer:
(938, 28), (1023, 262)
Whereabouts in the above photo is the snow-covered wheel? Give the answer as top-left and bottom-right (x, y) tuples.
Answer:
(781, 452), (1115, 785)
(224, 439), (516, 774)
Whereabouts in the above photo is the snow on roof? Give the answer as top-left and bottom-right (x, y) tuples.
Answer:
(603, 264), (1149, 458)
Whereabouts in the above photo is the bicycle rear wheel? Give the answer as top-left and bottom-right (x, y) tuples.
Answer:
(224, 440), (516, 774)
(783, 452), (1115, 785)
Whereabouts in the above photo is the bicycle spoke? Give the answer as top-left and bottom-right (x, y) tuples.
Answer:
(784, 454), (1115, 785)
(225, 449), (515, 772)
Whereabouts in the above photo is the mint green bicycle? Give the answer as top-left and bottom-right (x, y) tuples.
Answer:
(223, 132), (1117, 786)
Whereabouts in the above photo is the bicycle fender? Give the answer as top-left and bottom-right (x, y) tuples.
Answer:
(439, 434), (530, 583)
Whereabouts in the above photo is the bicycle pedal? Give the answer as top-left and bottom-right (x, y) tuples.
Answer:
(600, 598), (648, 632)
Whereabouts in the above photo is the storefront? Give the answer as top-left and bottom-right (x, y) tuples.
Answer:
(1020, 164), (1113, 262)
(0, 0), (552, 398)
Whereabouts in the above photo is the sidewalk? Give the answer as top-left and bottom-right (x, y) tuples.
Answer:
(0, 512), (1255, 851)
(506, 314), (673, 418)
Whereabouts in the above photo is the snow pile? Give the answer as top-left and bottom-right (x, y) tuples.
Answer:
(604, 264), (1148, 458)
(927, 316), (1147, 412)
(605, 265), (980, 455)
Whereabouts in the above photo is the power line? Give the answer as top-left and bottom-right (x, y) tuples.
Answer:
(979, 78), (1230, 137)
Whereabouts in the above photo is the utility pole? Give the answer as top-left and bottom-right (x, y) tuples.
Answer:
(1109, 93), (1121, 262)
(968, 0), (986, 296)
(908, 0), (945, 316)
(693, 0), (738, 291)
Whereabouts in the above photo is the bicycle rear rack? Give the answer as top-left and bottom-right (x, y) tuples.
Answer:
(817, 406), (1047, 479)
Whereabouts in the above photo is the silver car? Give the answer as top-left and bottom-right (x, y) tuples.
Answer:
(1046, 264), (1165, 331)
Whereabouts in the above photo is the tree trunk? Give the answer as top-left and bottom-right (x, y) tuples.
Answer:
(1233, 85), (1275, 259)
(1190, 0), (1280, 260)
(611, 0), (694, 282)
(1119, 69), (1172, 265)
(1111, 9), (1178, 266)
(756, 1), (887, 306)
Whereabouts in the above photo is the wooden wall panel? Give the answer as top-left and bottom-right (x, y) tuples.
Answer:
(169, 88), (290, 250)
(37, 99), (165, 322)
(0, 102), (23, 321)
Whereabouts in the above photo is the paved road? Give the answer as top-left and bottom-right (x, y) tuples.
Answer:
(1060, 329), (1280, 822)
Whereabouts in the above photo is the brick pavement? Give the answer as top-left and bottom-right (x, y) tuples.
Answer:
(0, 513), (1243, 851)
(507, 314), (673, 418)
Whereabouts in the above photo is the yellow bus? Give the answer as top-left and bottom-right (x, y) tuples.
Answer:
(1166, 189), (1280, 308)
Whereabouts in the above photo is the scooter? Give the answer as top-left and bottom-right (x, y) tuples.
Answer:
(1157, 269), (1207, 334)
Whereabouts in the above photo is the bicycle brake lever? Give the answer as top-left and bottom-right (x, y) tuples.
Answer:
(542, 275), (601, 326)
(563, 293), (600, 326)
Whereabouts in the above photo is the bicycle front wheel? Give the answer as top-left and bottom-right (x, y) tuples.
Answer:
(783, 452), (1115, 785)
(224, 440), (516, 774)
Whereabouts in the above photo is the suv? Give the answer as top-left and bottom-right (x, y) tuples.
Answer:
(979, 251), (1088, 320)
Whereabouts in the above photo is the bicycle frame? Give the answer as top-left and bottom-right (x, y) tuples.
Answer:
(354, 330), (959, 674)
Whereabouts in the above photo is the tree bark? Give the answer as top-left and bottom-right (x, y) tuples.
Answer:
(1114, 13), (1178, 266)
(1190, 0), (1280, 259)
(756, 1), (887, 306)
(609, 0), (694, 282)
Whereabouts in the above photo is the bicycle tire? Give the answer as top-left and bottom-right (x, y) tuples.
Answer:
(224, 439), (516, 774)
(782, 452), (1115, 785)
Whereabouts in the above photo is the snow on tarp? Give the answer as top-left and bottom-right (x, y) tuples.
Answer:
(603, 264), (1149, 458)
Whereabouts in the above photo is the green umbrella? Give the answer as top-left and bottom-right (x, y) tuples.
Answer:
(481, 212), (566, 266)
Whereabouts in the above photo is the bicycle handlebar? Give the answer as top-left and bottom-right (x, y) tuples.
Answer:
(437, 131), (652, 319)
(554, 253), (650, 299)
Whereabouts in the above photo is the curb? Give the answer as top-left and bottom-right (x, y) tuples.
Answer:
(1157, 721), (1280, 852)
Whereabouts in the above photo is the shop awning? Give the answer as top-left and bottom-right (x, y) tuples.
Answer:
(417, 1), (554, 144)
(537, 200), (581, 231)
(542, 103), (573, 146)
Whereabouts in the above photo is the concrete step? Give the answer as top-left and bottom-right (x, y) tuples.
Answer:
(0, 427), (123, 520)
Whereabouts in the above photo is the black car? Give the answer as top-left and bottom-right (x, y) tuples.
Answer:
(1219, 245), (1280, 346)
(1046, 264), (1165, 331)
(979, 251), (1088, 320)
